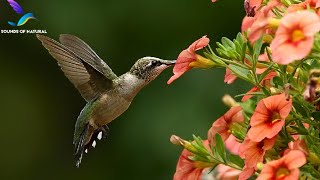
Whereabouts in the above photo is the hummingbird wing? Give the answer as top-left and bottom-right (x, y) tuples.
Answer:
(37, 34), (113, 102)
(7, 0), (24, 14)
(59, 34), (117, 81)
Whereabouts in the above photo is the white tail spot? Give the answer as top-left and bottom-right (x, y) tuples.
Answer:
(92, 140), (96, 148)
(97, 132), (103, 140)
(85, 149), (88, 153)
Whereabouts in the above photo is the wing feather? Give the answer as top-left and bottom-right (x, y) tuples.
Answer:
(59, 34), (117, 80)
(37, 34), (113, 102)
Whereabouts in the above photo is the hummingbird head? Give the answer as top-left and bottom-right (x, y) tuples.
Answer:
(129, 57), (176, 82)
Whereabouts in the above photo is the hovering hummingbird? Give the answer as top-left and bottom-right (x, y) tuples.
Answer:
(36, 34), (175, 167)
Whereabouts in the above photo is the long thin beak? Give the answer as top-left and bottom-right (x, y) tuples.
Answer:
(160, 60), (176, 65)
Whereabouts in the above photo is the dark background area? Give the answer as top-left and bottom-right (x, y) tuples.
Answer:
(0, 0), (247, 179)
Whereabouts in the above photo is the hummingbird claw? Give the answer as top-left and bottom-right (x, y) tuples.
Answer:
(85, 149), (88, 153)
(92, 140), (96, 148)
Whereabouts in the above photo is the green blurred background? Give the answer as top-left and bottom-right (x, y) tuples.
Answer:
(0, 0), (248, 179)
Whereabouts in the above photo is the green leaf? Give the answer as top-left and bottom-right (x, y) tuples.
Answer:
(272, 76), (283, 87)
(289, 126), (308, 135)
(253, 37), (263, 60)
(236, 32), (244, 45)
(292, 95), (314, 118)
(241, 43), (247, 63)
(228, 64), (250, 78)
(312, 112), (320, 121)
(252, 37), (263, 75)
(204, 52), (225, 65)
(235, 92), (265, 99)
(300, 164), (320, 179)
(215, 134), (226, 163)
(240, 99), (256, 117)
(258, 63), (275, 83)
(193, 135), (203, 147)
(188, 155), (209, 162)
(288, 75), (299, 90)
(221, 37), (235, 49)
(261, 87), (270, 96)
(228, 64), (253, 83)
(234, 41), (241, 53)
(227, 153), (244, 168)
(217, 42), (228, 52)
(246, 40), (254, 55)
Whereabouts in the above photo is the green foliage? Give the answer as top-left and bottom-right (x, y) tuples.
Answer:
(216, 33), (247, 62)
(183, 135), (244, 173)
(172, 7), (320, 179)
(240, 99), (255, 119)
(213, 134), (244, 169)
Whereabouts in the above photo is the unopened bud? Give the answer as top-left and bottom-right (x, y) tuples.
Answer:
(262, 34), (273, 44)
(222, 94), (239, 107)
(268, 18), (281, 28)
(270, 87), (281, 95)
(257, 162), (264, 170)
(170, 135), (201, 154)
(170, 135), (185, 146)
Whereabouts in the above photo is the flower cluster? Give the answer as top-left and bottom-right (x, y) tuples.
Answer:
(168, 0), (320, 179)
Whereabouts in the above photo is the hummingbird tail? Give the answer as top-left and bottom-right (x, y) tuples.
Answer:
(74, 124), (109, 167)
(74, 123), (91, 168)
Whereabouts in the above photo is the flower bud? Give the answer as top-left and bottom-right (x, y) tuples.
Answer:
(268, 18), (281, 28)
(222, 94), (239, 107)
(170, 135), (185, 146)
(270, 87), (281, 95)
(257, 162), (264, 170)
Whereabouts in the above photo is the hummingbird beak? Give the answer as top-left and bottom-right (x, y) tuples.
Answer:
(160, 60), (176, 66)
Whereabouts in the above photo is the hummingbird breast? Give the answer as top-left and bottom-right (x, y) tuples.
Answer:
(90, 92), (131, 127)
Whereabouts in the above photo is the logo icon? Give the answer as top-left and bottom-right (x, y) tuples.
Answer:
(7, 0), (36, 26)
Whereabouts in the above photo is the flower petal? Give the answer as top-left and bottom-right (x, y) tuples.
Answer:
(239, 166), (255, 180)
(284, 150), (307, 170)
(225, 135), (242, 155)
(247, 123), (272, 142)
(224, 67), (237, 84)
(217, 164), (241, 180)
(188, 36), (210, 52)
(242, 86), (259, 102)
(167, 50), (195, 84)
(271, 11), (320, 64)
(263, 136), (277, 150)
(167, 71), (184, 84)
(265, 120), (285, 139)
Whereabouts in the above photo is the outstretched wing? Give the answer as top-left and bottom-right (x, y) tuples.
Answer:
(59, 34), (117, 80)
(7, 0), (24, 14)
(37, 34), (114, 102)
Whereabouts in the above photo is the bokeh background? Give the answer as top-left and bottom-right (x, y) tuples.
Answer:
(0, 0), (248, 179)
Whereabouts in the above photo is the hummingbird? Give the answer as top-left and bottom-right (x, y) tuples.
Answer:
(36, 34), (175, 167)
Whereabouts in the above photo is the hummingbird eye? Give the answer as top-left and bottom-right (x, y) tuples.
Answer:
(151, 60), (161, 67)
